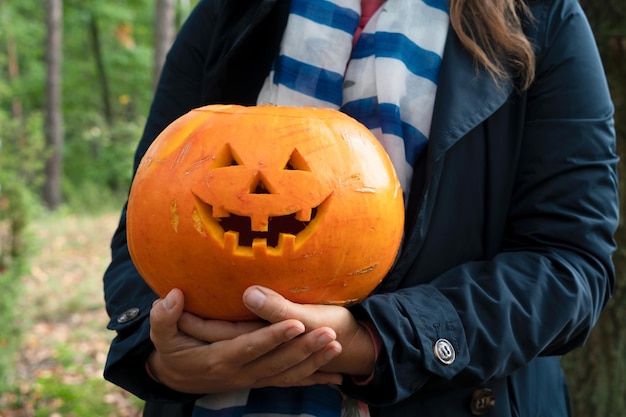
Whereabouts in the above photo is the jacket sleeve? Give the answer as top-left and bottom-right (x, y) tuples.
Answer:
(103, 0), (216, 402)
(342, 0), (618, 406)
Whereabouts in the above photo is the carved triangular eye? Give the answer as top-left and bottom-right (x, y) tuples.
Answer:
(284, 149), (310, 171)
(212, 143), (242, 168)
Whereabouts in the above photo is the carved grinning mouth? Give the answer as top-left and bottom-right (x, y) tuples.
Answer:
(191, 196), (326, 254)
(217, 207), (319, 248)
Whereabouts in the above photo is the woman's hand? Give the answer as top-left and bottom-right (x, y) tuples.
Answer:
(241, 286), (377, 377)
(147, 288), (343, 394)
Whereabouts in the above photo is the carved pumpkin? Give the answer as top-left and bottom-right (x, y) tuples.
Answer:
(127, 104), (404, 320)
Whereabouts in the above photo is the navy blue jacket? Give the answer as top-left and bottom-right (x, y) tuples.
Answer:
(103, 0), (619, 415)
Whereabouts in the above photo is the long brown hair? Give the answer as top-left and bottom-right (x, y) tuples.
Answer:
(449, 0), (536, 90)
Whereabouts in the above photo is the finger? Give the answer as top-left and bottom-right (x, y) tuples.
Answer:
(246, 327), (338, 378)
(178, 313), (267, 342)
(243, 285), (307, 325)
(253, 338), (344, 387)
(218, 319), (307, 364)
(149, 288), (185, 350)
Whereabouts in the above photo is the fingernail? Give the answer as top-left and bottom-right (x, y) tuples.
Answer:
(285, 325), (304, 339)
(244, 288), (266, 310)
(325, 345), (341, 361)
(316, 333), (334, 347)
(163, 290), (176, 311)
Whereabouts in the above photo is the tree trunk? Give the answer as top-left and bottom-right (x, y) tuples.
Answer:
(560, 2), (626, 416)
(6, 35), (25, 157)
(89, 13), (113, 126)
(153, 0), (177, 89)
(44, 0), (64, 210)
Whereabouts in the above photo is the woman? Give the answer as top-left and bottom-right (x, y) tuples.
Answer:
(103, 0), (618, 415)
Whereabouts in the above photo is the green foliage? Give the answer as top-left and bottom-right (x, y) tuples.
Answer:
(0, 111), (45, 371)
(0, 2), (47, 110)
(16, 343), (144, 417)
(0, 169), (37, 393)
(0, 0), (200, 211)
(0, 212), (145, 415)
(4, 373), (139, 417)
(1, 0), (188, 211)
(62, 117), (142, 213)
(0, 263), (26, 393)
(0, 107), (42, 389)
(59, 0), (154, 211)
(0, 113), (48, 193)
(63, 0), (155, 123)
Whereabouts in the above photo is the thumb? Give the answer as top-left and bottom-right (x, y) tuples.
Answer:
(243, 285), (300, 324)
(150, 288), (185, 349)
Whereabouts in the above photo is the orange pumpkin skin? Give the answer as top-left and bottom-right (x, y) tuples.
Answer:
(127, 104), (404, 320)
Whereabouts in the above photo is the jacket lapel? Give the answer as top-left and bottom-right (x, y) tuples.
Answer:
(381, 29), (514, 290)
(427, 29), (513, 169)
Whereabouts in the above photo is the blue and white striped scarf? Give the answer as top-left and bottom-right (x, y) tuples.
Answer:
(257, 0), (449, 196)
(193, 1), (449, 416)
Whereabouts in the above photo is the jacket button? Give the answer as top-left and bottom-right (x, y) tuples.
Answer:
(470, 388), (496, 415)
(433, 338), (455, 365)
(117, 307), (140, 323)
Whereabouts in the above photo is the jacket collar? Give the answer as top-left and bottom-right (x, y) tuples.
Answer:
(381, 31), (515, 290)
(427, 29), (513, 168)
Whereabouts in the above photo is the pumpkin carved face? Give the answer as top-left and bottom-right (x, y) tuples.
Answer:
(127, 104), (404, 320)
(191, 139), (332, 252)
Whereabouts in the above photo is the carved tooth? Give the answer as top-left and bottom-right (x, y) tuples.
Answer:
(295, 208), (312, 222)
(279, 233), (296, 255)
(250, 214), (269, 232)
(224, 231), (239, 253)
(252, 238), (268, 257)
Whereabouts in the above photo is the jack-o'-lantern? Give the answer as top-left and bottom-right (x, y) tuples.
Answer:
(127, 104), (404, 320)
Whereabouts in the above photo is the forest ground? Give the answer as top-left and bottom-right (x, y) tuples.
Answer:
(0, 211), (143, 416)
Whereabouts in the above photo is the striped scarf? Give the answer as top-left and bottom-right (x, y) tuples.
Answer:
(193, 1), (449, 416)
(257, 0), (449, 196)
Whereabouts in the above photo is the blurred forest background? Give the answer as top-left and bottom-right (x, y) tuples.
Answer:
(0, 0), (624, 415)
